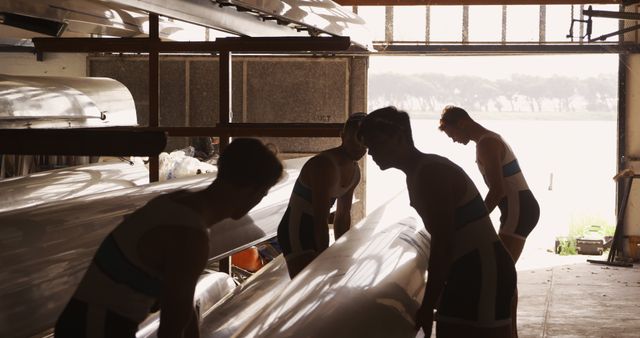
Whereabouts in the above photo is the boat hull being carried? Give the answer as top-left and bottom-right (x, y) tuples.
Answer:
(200, 255), (291, 338)
(196, 191), (430, 338)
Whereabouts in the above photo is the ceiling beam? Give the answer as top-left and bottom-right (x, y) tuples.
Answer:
(374, 43), (640, 54)
(336, 0), (619, 5)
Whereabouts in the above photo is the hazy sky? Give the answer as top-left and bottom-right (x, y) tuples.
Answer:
(369, 54), (619, 80)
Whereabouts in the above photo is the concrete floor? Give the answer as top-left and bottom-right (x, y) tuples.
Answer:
(420, 252), (640, 338)
(517, 257), (640, 338)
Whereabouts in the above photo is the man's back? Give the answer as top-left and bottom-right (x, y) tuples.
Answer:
(55, 191), (208, 337)
(408, 153), (516, 331)
(408, 154), (500, 253)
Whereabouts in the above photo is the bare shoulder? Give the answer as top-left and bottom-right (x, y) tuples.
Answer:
(301, 152), (337, 179)
(309, 151), (333, 167)
(478, 135), (502, 149)
(306, 152), (334, 170)
(477, 134), (505, 157)
(411, 156), (465, 197)
(415, 156), (455, 181)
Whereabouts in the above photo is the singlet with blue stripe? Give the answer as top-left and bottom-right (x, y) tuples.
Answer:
(476, 132), (540, 239)
(277, 155), (358, 258)
(71, 191), (206, 322)
(277, 179), (335, 257)
(414, 155), (516, 327)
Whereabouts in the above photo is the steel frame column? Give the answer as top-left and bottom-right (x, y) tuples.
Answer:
(579, 5), (585, 44)
(617, 2), (628, 214)
(149, 13), (160, 182)
(501, 5), (507, 44)
(219, 51), (232, 151)
(462, 5), (469, 44)
(385, 6), (393, 43)
(617, 54), (627, 211)
(539, 5), (546, 43)
(219, 257), (232, 275)
(425, 5), (431, 43)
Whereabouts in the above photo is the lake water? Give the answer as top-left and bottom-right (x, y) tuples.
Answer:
(365, 119), (617, 253)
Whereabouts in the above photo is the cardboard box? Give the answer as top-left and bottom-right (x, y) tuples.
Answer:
(576, 238), (604, 255)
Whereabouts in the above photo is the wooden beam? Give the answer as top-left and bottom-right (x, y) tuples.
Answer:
(337, 0), (618, 5)
(31, 37), (351, 53)
(156, 124), (344, 137)
(0, 124), (339, 158)
(213, 37), (351, 52)
(0, 129), (167, 156)
(584, 8), (640, 20)
(32, 37), (154, 53)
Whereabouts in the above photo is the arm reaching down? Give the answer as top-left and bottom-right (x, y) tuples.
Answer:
(333, 166), (360, 240)
(477, 137), (505, 213)
(307, 156), (336, 252)
(158, 228), (208, 338)
(412, 164), (456, 336)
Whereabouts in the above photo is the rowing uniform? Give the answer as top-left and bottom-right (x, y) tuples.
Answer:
(476, 133), (540, 240)
(277, 156), (358, 265)
(55, 191), (206, 338)
(414, 155), (516, 328)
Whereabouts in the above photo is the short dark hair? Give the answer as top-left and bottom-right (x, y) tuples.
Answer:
(217, 138), (283, 189)
(357, 106), (413, 146)
(439, 105), (471, 130)
(343, 112), (367, 136)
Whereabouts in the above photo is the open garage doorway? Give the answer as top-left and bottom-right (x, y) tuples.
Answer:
(366, 54), (618, 268)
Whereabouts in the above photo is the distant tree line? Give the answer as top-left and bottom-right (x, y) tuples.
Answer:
(369, 73), (617, 119)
